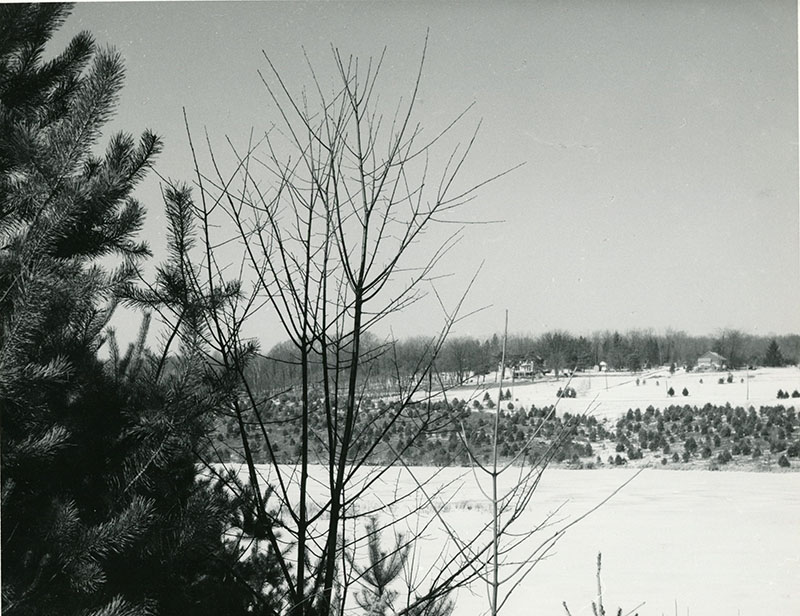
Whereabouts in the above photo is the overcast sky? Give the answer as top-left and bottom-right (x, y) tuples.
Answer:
(52, 1), (799, 347)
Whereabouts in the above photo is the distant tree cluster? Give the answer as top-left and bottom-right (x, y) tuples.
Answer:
(214, 395), (800, 471)
(247, 331), (800, 393)
(610, 404), (799, 468)
(212, 394), (604, 468)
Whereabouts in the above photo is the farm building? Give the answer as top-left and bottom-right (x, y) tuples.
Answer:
(696, 351), (726, 371)
(513, 357), (543, 379)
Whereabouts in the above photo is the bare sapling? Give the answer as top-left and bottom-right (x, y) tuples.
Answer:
(439, 313), (643, 616)
(140, 35), (528, 616)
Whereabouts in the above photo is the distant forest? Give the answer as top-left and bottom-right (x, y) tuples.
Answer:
(246, 329), (800, 394)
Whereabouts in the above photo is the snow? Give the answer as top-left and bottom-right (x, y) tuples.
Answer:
(251, 465), (800, 616)
(453, 366), (800, 421)
(240, 367), (800, 615)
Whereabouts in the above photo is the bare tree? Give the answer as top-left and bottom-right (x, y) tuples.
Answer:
(140, 36), (638, 616)
(136, 38), (535, 616)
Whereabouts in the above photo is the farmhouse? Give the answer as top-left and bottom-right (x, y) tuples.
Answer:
(696, 351), (726, 371)
(513, 357), (543, 379)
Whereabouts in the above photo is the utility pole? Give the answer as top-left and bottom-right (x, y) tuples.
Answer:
(746, 367), (750, 400)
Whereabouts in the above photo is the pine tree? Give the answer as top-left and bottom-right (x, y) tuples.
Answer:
(764, 339), (784, 367)
(1, 6), (278, 615)
(349, 517), (453, 616)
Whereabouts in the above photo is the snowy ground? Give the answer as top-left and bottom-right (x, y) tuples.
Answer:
(451, 366), (800, 420)
(250, 465), (800, 616)
(239, 367), (800, 614)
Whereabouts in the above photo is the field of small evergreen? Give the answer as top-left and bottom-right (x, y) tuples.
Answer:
(212, 389), (800, 471)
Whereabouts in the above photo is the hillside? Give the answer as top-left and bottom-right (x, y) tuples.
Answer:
(209, 367), (800, 471)
(455, 366), (800, 420)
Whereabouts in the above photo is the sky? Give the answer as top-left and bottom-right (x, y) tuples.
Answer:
(50, 1), (799, 348)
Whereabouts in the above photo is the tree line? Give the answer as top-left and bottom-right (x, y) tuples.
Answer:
(246, 329), (799, 393)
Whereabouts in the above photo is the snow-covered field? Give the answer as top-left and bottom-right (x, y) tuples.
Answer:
(454, 366), (800, 420)
(252, 465), (800, 616)
(243, 368), (800, 615)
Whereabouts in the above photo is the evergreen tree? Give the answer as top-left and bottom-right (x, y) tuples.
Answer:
(349, 517), (453, 616)
(764, 339), (785, 367)
(1, 6), (278, 615)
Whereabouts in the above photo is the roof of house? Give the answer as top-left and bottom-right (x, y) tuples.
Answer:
(698, 351), (726, 362)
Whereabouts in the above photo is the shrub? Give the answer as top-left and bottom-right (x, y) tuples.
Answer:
(792, 390), (800, 398)
(661, 457), (668, 465)
(667, 387), (675, 397)
(682, 387), (689, 397)
(778, 454), (791, 468)
(672, 452), (680, 463)
(557, 386), (577, 398)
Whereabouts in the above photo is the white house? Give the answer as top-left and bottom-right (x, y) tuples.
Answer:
(696, 351), (726, 371)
